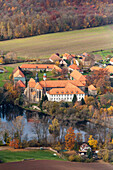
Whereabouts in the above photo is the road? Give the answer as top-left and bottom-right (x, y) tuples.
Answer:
(0, 160), (113, 170)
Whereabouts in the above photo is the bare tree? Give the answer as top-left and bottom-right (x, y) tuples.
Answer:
(32, 115), (41, 142)
(12, 116), (25, 142)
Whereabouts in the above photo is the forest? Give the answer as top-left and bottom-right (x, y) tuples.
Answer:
(1, 0), (113, 40)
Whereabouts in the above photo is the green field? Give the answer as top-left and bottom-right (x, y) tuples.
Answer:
(0, 150), (63, 163)
(93, 50), (113, 60)
(0, 67), (14, 87)
(1, 25), (113, 59)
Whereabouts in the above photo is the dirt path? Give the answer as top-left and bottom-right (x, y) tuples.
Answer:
(0, 160), (113, 170)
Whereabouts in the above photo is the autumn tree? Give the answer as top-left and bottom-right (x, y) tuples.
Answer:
(9, 138), (19, 149)
(49, 118), (60, 143)
(32, 115), (41, 142)
(65, 127), (76, 150)
(87, 68), (111, 94)
(88, 135), (98, 150)
(12, 116), (25, 142)
(4, 82), (21, 103)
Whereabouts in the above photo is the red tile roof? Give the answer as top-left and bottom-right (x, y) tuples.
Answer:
(47, 84), (84, 95)
(13, 69), (25, 78)
(110, 58), (113, 62)
(88, 85), (96, 91)
(15, 80), (26, 88)
(53, 65), (62, 72)
(70, 70), (86, 84)
(13, 66), (21, 74)
(49, 54), (61, 62)
(28, 78), (36, 88)
(20, 64), (54, 69)
(63, 53), (72, 60)
(90, 66), (101, 71)
(35, 83), (43, 90)
(69, 64), (79, 70)
(106, 66), (113, 73)
(39, 80), (84, 88)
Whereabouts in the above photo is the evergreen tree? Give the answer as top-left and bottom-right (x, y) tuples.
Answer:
(72, 94), (77, 106)
(81, 98), (85, 105)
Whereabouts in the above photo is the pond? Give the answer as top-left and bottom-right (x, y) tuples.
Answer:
(0, 104), (112, 142)
(0, 69), (4, 73)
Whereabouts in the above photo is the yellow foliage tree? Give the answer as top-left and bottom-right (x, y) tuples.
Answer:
(88, 135), (98, 150)
(65, 127), (76, 150)
(55, 61), (60, 66)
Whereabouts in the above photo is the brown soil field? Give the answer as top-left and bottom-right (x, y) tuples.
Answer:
(0, 160), (113, 170)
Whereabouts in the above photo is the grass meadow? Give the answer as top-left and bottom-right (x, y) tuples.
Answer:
(0, 150), (64, 163)
(1, 25), (113, 59)
(0, 66), (14, 87)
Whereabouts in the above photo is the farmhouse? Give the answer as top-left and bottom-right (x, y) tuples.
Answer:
(46, 83), (85, 102)
(20, 64), (55, 71)
(24, 79), (85, 103)
(80, 53), (95, 69)
(106, 66), (113, 78)
(88, 85), (97, 96)
(68, 64), (80, 73)
(90, 66), (102, 72)
(49, 54), (61, 63)
(13, 67), (26, 84)
(62, 53), (72, 60)
(110, 58), (113, 65)
(70, 69), (86, 85)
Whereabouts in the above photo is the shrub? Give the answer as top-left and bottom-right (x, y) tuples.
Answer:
(68, 155), (76, 162)
(22, 140), (29, 148)
(28, 139), (39, 147)
(102, 150), (109, 162)
(85, 158), (95, 163)
(0, 141), (3, 146)
(68, 155), (82, 162)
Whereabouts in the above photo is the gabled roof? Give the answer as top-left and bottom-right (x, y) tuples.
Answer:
(15, 80), (26, 88)
(70, 70), (86, 82)
(106, 66), (113, 73)
(35, 83), (43, 90)
(88, 85), (96, 91)
(90, 66), (101, 71)
(47, 85), (84, 95)
(63, 53), (72, 60)
(59, 60), (67, 65)
(49, 54), (61, 62)
(20, 64), (54, 69)
(69, 64), (79, 70)
(82, 52), (89, 56)
(110, 58), (113, 62)
(13, 69), (25, 78)
(13, 66), (21, 74)
(39, 80), (84, 88)
(28, 78), (36, 88)
(53, 65), (62, 72)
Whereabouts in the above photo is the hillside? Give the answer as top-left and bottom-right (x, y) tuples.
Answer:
(0, 25), (113, 59)
(1, 0), (113, 40)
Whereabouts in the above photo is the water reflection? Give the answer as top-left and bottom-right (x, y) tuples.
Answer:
(0, 104), (112, 142)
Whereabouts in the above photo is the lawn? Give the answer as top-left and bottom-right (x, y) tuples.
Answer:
(0, 150), (64, 163)
(0, 66), (14, 87)
(93, 50), (113, 60)
(1, 24), (113, 59)
(25, 71), (58, 82)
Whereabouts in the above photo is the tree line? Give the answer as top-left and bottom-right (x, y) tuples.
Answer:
(1, 0), (113, 40)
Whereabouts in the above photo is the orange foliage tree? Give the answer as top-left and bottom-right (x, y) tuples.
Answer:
(9, 138), (19, 149)
(65, 127), (76, 150)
